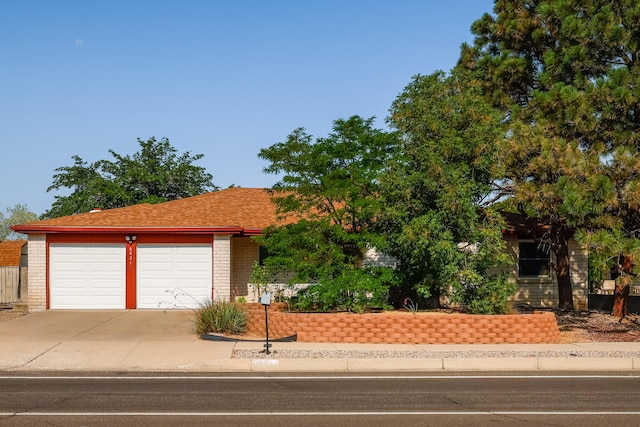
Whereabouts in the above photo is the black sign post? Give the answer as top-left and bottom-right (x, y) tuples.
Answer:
(260, 292), (272, 355)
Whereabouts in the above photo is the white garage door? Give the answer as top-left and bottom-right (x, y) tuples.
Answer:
(136, 244), (212, 309)
(49, 244), (126, 309)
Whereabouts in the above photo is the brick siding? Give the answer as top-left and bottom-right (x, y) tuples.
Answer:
(244, 304), (560, 344)
(27, 234), (46, 311)
(213, 234), (232, 301)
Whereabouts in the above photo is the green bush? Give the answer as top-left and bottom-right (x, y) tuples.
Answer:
(289, 268), (392, 313)
(194, 300), (248, 335)
(449, 272), (516, 315)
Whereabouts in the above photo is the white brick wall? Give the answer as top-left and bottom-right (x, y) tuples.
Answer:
(363, 248), (397, 268)
(213, 234), (232, 301)
(27, 234), (46, 311)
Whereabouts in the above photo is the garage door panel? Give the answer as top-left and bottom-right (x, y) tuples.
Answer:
(91, 263), (122, 272)
(176, 262), (210, 272)
(139, 264), (173, 273)
(49, 244), (125, 309)
(137, 244), (212, 309)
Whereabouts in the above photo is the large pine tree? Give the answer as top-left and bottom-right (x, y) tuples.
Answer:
(463, 0), (640, 311)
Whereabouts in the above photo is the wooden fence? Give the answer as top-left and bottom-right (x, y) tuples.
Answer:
(0, 266), (26, 307)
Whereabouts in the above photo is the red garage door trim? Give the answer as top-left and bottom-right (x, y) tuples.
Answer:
(46, 233), (214, 244)
(47, 233), (214, 309)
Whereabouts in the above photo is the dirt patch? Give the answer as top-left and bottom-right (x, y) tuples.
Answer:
(555, 310), (640, 342)
(0, 308), (27, 322)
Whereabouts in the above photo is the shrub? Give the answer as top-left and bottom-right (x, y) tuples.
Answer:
(194, 300), (248, 335)
(449, 272), (516, 315)
(288, 268), (392, 313)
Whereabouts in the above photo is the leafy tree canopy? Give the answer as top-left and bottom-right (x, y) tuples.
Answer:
(0, 204), (37, 240)
(43, 137), (217, 218)
(379, 68), (514, 313)
(461, 0), (640, 309)
(254, 116), (400, 311)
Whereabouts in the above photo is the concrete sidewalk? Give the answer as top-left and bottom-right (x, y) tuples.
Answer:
(1, 310), (639, 372)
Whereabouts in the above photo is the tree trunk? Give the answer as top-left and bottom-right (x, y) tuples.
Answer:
(611, 280), (630, 318)
(611, 255), (633, 318)
(552, 227), (574, 310)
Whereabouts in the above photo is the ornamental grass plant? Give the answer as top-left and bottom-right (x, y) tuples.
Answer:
(194, 300), (248, 335)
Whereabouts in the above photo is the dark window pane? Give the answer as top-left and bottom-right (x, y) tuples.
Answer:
(518, 242), (550, 277)
(258, 246), (269, 266)
(519, 260), (550, 277)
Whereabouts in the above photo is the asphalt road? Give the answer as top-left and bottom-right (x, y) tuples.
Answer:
(0, 372), (639, 426)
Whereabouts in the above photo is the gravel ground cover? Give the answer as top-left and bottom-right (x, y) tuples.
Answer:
(233, 348), (640, 359)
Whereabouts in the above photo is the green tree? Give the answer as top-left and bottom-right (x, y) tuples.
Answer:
(380, 69), (514, 314)
(44, 137), (216, 218)
(462, 0), (640, 310)
(254, 116), (399, 312)
(0, 204), (38, 240)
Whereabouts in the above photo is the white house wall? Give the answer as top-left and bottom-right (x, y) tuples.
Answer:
(504, 235), (588, 310)
(232, 237), (258, 300)
(569, 237), (588, 310)
(363, 248), (397, 268)
(213, 234), (232, 301)
(27, 234), (46, 311)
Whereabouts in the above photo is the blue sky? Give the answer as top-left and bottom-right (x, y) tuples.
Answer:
(1, 0), (495, 215)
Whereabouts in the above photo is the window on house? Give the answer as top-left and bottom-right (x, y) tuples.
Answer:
(258, 246), (270, 266)
(518, 241), (550, 277)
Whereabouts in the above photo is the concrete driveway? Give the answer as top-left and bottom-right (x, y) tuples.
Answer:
(0, 310), (239, 371)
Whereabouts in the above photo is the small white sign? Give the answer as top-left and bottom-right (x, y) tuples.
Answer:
(260, 292), (271, 306)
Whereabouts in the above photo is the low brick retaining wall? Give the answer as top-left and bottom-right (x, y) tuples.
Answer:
(243, 304), (560, 344)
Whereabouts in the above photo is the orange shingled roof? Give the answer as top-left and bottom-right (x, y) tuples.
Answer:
(0, 240), (25, 266)
(12, 188), (290, 233)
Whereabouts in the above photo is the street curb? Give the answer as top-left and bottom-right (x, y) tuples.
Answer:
(249, 358), (349, 372)
(442, 357), (539, 371)
(347, 358), (444, 371)
(3, 357), (639, 372)
(537, 357), (634, 371)
(219, 357), (640, 372)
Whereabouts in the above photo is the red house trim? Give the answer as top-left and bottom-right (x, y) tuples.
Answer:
(126, 241), (137, 309)
(14, 226), (246, 234)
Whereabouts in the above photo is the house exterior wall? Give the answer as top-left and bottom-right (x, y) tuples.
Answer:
(569, 238), (589, 310)
(27, 234), (46, 311)
(213, 234), (232, 301)
(363, 248), (396, 268)
(23, 232), (232, 310)
(232, 236), (259, 299)
(504, 235), (588, 310)
(20, 229), (589, 310)
(364, 238), (589, 311)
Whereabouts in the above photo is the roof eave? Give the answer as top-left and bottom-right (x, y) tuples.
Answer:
(10, 225), (253, 235)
